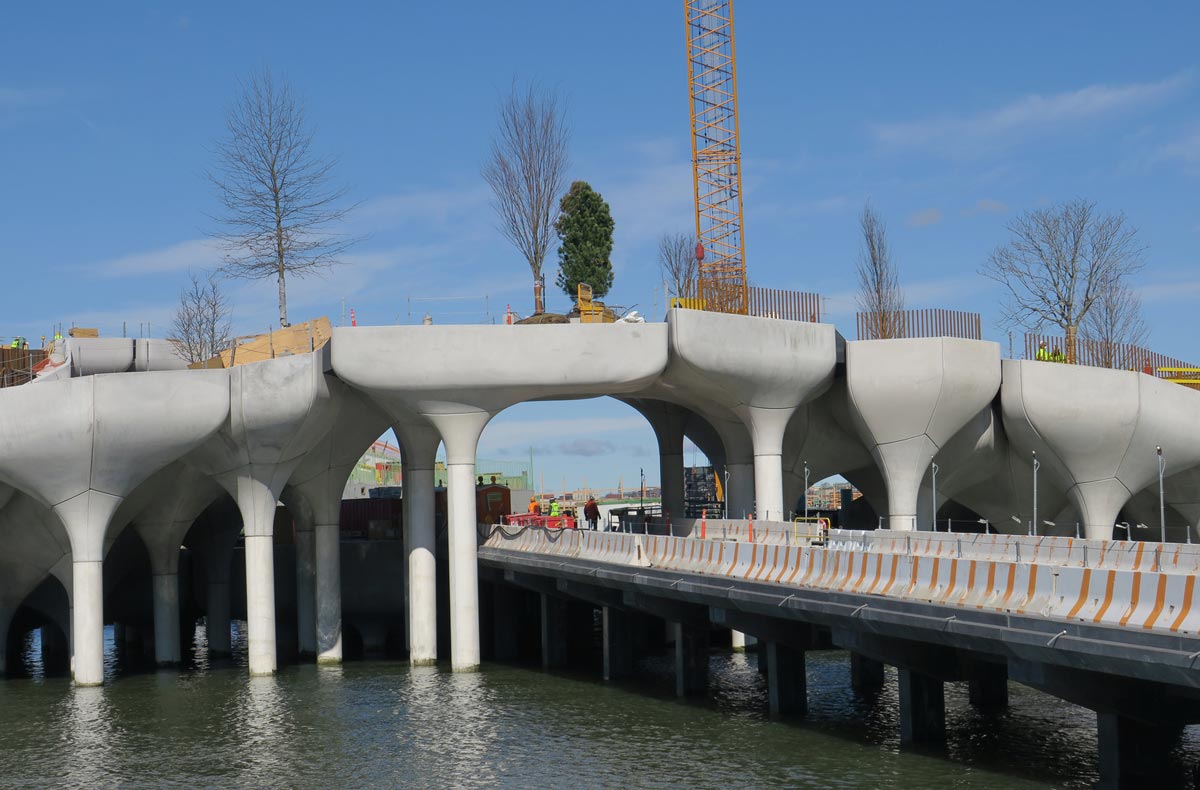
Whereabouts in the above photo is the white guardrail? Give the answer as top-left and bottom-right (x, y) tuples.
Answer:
(481, 526), (1200, 637)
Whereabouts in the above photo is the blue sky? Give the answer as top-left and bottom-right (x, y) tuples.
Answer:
(2, 2), (1198, 492)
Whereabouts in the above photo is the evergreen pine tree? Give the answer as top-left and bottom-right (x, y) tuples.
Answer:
(554, 181), (615, 299)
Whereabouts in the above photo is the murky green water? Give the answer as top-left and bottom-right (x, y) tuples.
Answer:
(1, 627), (1197, 789)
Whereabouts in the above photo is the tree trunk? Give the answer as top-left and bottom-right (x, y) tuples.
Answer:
(1065, 324), (1077, 365)
(278, 264), (288, 327)
(533, 276), (544, 315)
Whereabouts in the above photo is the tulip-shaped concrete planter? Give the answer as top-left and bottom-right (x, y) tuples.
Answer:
(846, 338), (1001, 531)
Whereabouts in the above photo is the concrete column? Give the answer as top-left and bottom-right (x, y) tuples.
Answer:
(540, 593), (569, 670)
(72, 560), (104, 686)
(314, 522), (342, 663)
(294, 522), (316, 658)
(244, 534), (276, 675)
(898, 668), (945, 747)
(672, 621), (709, 697)
(726, 462), (754, 519)
(206, 579), (231, 656)
(766, 641), (807, 716)
(151, 573), (181, 666)
(426, 411), (490, 672)
(492, 585), (520, 662)
(397, 425), (439, 667)
(1097, 713), (1178, 790)
(661, 450), (686, 522)
(744, 407), (793, 522)
(731, 630), (747, 651)
(850, 651), (885, 690)
(0, 606), (13, 676)
(602, 606), (634, 682)
(968, 664), (1009, 710)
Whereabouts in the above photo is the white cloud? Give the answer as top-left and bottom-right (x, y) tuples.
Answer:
(1138, 277), (1200, 303)
(354, 184), (492, 233)
(1155, 126), (1200, 174)
(962, 198), (1009, 216)
(873, 69), (1194, 157)
(906, 208), (943, 228)
(97, 238), (223, 277)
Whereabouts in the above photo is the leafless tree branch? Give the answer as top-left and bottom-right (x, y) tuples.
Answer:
(208, 68), (359, 327)
(658, 232), (699, 300)
(482, 82), (570, 314)
(856, 201), (904, 339)
(170, 271), (232, 364)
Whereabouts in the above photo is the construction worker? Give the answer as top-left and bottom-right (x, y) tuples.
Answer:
(529, 496), (541, 515)
(549, 498), (560, 517)
(584, 496), (600, 531)
(1050, 345), (1065, 363)
(1035, 341), (1050, 361)
(9, 337), (20, 349)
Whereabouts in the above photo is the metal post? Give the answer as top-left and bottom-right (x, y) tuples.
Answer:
(931, 462), (939, 532)
(723, 469), (729, 519)
(1031, 450), (1039, 538)
(1157, 446), (1166, 544)
(803, 461), (810, 523)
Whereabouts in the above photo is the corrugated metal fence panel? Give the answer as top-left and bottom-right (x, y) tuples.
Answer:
(855, 309), (983, 341)
(747, 287), (822, 323)
(0, 348), (48, 387)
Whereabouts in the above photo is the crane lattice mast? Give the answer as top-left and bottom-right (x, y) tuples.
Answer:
(685, 0), (748, 314)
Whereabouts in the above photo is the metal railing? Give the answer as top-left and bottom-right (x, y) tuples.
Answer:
(856, 309), (982, 341)
(0, 348), (48, 388)
(1023, 334), (1199, 388)
(747, 287), (822, 323)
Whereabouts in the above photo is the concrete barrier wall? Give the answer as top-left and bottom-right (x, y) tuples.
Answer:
(485, 525), (1200, 636)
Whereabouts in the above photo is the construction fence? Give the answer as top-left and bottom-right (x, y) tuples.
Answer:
(1023, 334), (1199, 389)
(856, 309), (982, 341)
(0, 348), (47, 388)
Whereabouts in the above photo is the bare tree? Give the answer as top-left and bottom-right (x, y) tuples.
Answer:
(482, 83), (570, 314)
(1081, 274), (1149, 368)
(856, 201), (904, 339)
(209, 69), (357, 327)
(658, 232), (699, 300)
(171, 271), (232, 365)
(981, 198), (1144, 362)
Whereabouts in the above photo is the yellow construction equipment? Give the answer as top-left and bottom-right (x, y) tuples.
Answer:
(685, 0), (749, 315)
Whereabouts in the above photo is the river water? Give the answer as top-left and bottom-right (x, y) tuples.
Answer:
(1, 626), (1197, 789)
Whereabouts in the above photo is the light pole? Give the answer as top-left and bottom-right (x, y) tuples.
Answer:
(931, 462), (939, 532)
(803, 460), (810, 522)
(1157, 446), (1167, 544)
(1031, 450), (1039, 538)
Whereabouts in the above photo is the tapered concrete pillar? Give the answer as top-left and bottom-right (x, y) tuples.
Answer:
(1097, 713), (1178, 790)
(602, 606), (634, 681)
(294, 521), (316, 658)
(766, 641), (807, 716)
(731, 630), (747, 651)
(898, 668), (945, 747)
(72, 560), (104, 686)
(540, 593), (568, 670)
(673, 622), (709, 697)
(0, 606), (13, 676)
(314, 522), (341, 663)
(743, 406), (793, 522)
(206, 578), (231, 656)
(151, 573), (181, 666)
(396, 422), (440, 666)
(426, 412), (489, 672)
(235, 477), (280, 676)
(850, 652), (885, 690)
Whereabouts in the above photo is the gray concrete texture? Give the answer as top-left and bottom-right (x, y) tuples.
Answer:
(2, 310), (1199, 685)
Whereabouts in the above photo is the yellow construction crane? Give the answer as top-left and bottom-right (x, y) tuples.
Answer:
(684, 0), (748, 315)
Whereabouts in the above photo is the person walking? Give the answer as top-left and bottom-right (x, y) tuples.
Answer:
(549, 499), (560, 517)
(529, 496), (541, 515)
(584, 496), (600, 531)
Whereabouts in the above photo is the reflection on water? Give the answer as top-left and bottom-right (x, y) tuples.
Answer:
(1, 648), (1197, 789)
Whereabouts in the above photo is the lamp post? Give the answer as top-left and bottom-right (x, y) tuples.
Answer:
(1157, 446), (1167, 544)
(931, 462), (939, 532)
(1031, 450), (1039, 538)
(803, 461), (810, 523)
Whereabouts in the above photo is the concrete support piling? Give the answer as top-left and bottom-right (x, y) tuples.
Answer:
(673, 622), (709, 697)
(71, 560), (105, 685)
(491, 585), (520, 662)
(404, 462), (437, 666)
(243, 534), (277, 676)
(0, 607), (13, 676)
(294, 522), (316, 658)
(602, 606), (634, 681)
(968, 664), (1009, 710)
(726, 462), (755, 519)
(898, 668), (946, 747)
(1096, 713), (1179, 790)
(151, 573), (181, 666)
(206, 580), (231, 657)
(766, 641), (807, 716)
(540, 593), (569, 670)
(850, 652), (885, 691)
(446, 461), (481, 671)
(314, 523), (342, 663)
